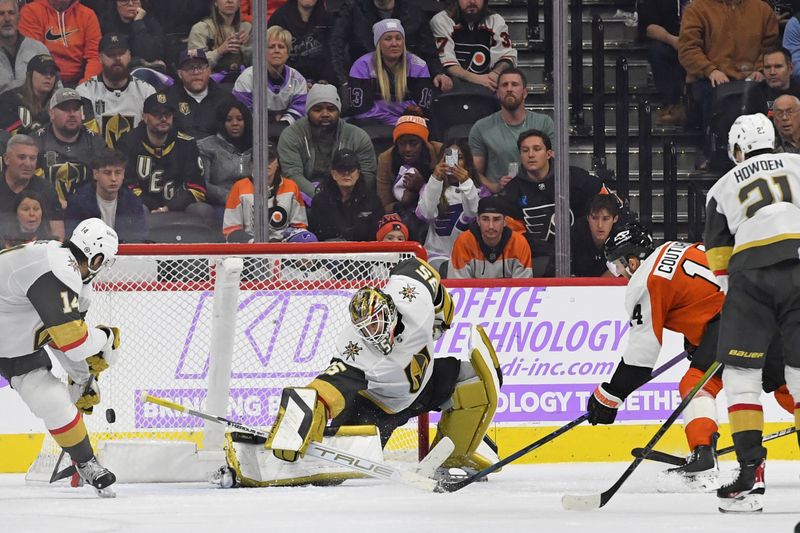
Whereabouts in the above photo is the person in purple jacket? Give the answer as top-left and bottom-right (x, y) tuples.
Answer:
(347, 19), (433, 126)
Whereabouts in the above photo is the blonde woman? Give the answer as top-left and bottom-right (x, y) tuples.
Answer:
(188, 0), (252, 81)
(347, 19), (433, 126)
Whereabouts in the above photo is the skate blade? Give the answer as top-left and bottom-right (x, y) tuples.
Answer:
(656, 469), (720, 493)
(93, 486), (116, 499)
(718, 494), (762, 513)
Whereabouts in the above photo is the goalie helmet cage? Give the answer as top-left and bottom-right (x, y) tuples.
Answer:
(26, 242), (430, 484)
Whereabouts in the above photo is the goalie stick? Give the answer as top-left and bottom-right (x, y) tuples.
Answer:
(436, 350), (689, 493)
(561, 360), (722, 511)
(141, 393), (448, 492)
(631, 426), (799, 466)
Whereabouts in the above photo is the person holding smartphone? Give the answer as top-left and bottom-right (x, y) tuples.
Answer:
(415, 139), (481, 276)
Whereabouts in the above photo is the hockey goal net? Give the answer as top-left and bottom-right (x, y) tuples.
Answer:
(26, 242), (430, 483)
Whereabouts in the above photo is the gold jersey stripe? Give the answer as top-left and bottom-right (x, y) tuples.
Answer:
(48, 320), (89, 351)
(705, 246), (732, 273)
(733, 233), (800, 255)
(309, 379), (346, 419)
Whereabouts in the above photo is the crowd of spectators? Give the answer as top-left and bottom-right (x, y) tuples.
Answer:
(3, 0), (797, 279)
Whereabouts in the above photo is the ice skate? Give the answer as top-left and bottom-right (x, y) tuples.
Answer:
(717, 459), (765, 513)
(76, 457), (117, 498)
(656, 442), (719, 493)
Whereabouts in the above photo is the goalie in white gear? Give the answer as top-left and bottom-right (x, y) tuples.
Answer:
(224, 256), (503, 487)
(0, 218), (120, 495)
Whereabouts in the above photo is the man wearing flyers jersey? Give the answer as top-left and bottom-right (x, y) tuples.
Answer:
(585, 223), (794, 492)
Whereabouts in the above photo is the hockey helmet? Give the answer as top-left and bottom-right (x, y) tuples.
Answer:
(69, 218), (119, 281)
(604, 223), (655, 265)
(727, 113), (775, 163)
(349, 287), (398, 355)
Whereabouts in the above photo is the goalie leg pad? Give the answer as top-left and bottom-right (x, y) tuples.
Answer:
(267, 387), (326, 462)
(226, 426), (384, 487)
(436, 325), (501, 470)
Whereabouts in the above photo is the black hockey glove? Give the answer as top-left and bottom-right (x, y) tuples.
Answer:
(586, 383), (624, 425)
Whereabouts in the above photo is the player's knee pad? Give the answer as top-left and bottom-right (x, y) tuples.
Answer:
(680, 368), (721, 448)
(12, 368), (78, 430)
(224, 425), (383, 487)
(436, 325), (501, 470)
(722, 366), (763, 406)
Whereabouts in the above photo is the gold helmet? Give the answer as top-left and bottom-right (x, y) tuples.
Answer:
(349, 287), (398, 355)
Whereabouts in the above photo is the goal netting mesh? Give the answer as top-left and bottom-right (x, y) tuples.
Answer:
(26, 242), (430, 483)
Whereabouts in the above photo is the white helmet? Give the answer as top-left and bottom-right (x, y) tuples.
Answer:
(728, 113), (775, 163)
(69, 218), (119, 281)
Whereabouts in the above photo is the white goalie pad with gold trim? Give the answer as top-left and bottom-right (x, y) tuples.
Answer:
(225, 425), (384, 487)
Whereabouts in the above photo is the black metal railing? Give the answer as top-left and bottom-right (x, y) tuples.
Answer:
(570, 0), (586, 131)
(687, 181), (707, 243)
(615, 57), (630, 199)
(638, 99), (653, 228)
(662, 140), (678, 240)
(591, 16), (606, 173)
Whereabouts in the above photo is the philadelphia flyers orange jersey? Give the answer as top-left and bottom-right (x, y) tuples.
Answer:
(621, 241), (724, 369)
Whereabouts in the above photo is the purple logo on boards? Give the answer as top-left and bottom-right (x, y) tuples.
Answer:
(0, 376), (7, 389)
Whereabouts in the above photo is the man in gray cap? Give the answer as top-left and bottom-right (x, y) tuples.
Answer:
(277, 83), (377, 198)
(32, 87), (105, 209)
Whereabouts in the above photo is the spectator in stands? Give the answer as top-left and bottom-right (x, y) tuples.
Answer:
(331, 0), (451, 92)
(268, 0), (334, 84)
(224, 142), (307, 243)
(376, 111), (440, 242)
(469, 68), (554, 193)
(308, 148), (383, 241)
(348, 19), (433, 126)
(98, 0), (168, 72)
(0, 54), (58, 135)
(637, 0), (687, 125)
(678, 0), (778, 151)
(167, 49), (232, 141)
(0, 130), (9, 154)
(571, 193), (620, 277)
(375, 212), (408, 241)
(198, 98), (253, 207)
(19, 0), (102, 86)
(503, 129), (607, 277)
(64, 147), (147, 242)
(32, 87), (105, 208)
(772, 94), (800, 152)
(117, 92), (214, 224)
(3, 190), (55, 247)
(449, 195), (531, 279)
(233, 26), (307, 128)
(188, 0), (252, 84)
(76, 33), (156, 148)
(762, 47), (800, 110)
(415, 139), (480, 275)
(0, 134), (63, 239)
(429, 0), (517, 95)
(0, 0), (50, 95)
(148, 0), (209, 38)
(278, 83), (377, 198)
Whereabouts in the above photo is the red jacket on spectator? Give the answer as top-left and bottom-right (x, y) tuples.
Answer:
(19, 0), (102, 85)
(240, 0), (287, 22)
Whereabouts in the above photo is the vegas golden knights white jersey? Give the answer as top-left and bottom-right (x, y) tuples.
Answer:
(705, 152), (800, 277)
(0, 241), (105, 361)
(312, 258), (446, 415)
(76, 75), (156, 148)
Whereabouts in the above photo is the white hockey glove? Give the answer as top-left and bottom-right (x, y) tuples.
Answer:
(68, 377), (100, 415)
(266, 387), (326, 462)
(715, 274), (729, 295)
(432, 316), (450, 341)
(86, 326), (120, 377)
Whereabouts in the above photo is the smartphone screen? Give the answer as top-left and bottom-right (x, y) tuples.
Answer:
(507, 162), (519, 176)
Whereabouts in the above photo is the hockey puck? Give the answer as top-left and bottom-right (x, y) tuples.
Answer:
(105, 408), (116, 424)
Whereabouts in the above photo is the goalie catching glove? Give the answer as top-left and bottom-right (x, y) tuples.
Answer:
(266, 387), (326, 462)
(68, 377), (100, 415)
(587, 383), (624, 425)
(85, 326), (120, 377)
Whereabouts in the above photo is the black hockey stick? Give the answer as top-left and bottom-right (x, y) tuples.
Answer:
(436, 351), (689, 493)
(561, 360), (722, 510)
(631, 425), (799, 466)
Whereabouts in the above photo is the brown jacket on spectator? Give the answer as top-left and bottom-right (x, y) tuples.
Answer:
(376, 140), (442, 213)
(678, 0), (779, 83)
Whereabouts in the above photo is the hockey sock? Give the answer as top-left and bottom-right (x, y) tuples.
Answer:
(50, 412), (93, 464)
(728, 405), (766, 462)
(773, 385), (795, 415)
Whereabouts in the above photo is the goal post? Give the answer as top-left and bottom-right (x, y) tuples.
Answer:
(26, 242), (430, 483)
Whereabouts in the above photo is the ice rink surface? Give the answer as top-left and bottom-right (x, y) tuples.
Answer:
(2, 461), (799, 533)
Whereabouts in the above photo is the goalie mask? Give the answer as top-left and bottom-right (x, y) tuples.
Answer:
(69, 218), (119, 283)
(604, 223), (654, 277)
(349, 288), (398, 355)
(727, 113), (775, 163)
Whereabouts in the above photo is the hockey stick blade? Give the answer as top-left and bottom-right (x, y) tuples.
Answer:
(415, 437), (455, 478)
(50, 464), (77, 483)
(632, 425), (799, 466)
(562, 360), (721, 511)
(141, 393), (438, 491)
(561, 493), (602, 511)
